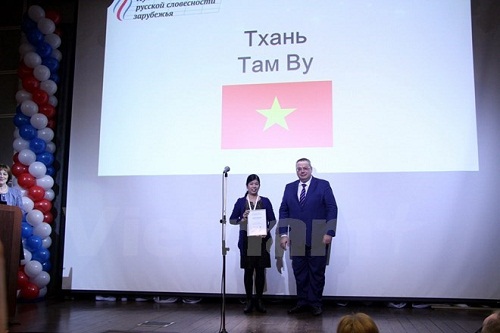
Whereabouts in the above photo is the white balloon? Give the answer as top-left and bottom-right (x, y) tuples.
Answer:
(19, 42), (35, 56)
(28, 5), (45, 22)
(26, 209), (44, 227)
(33, 65), (51, 81)
(42, 236), (52, 249)
(13, 138), (30, 152)
(37, 18), (55, 35)
(24, 260), (43, 278)
(32, 271), (51, 288)
(13, 128), (20, 138)
(20, 99), (39, 117)
(40, 80), (57, 95)
(15, 90), (32, 103)
(18, 149), (37, 165)
(45, 142), (56, 154)
(45, 34), (61, 49)
(44, 189), (55, 201)
(48, 95), (58, 107)
(30, 113), (49, 130)
(29, 161), (47, 178)
(20, 188), (27, 197)
(36, 175), (54, 190)
(38, 287), (48, 298)
(21, 249), (32, 266)
(22, 196), (35, 212)
(34, 223), (52, 238)
(23, 51), (42, 68)
(51, 49), (62, 62)
(37, 128), (55, 142)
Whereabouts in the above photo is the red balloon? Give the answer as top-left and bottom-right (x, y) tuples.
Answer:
(22, 76), (40, 93)
(20, 282), (40, 299)
(32, 88), (49, 106)
(13, 152), (20, 163)
(17, 270), (30, 289)
(34, 199), (52, 213)
(12, 162), (28, 177)
(18, 62), (33, 79)
(47, 119), (57, 129)
(44, 211), (54, 224)
(45, 10), (61, 25)
(17, 172), (36, 189)
(39, 104), (56, 119)
(28, 185), (46, 202)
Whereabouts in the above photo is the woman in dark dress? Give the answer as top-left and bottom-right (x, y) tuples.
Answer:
(229, 174), (276, 314)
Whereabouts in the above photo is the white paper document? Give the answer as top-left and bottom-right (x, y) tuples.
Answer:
(247, 209), (267, 237)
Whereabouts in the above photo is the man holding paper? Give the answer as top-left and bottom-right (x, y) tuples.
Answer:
(230, 174), (276, 314)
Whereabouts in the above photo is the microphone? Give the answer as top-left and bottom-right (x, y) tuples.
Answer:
(223, 166), (230, 174)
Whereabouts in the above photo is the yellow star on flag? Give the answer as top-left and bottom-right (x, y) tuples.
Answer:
(257, 97), (296, 130)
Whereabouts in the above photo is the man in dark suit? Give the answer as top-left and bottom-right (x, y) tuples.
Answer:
(278, 158), (338, 316)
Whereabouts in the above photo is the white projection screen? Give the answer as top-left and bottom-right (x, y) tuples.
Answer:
(63, 0), (500, 301)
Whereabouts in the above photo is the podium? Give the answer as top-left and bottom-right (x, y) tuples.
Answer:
(0, 205), (22, 325)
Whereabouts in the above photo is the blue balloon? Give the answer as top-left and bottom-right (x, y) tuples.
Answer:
(29, 138), (47, 154)
(21, 222), (34, 239)
(21, 16), (37, 33)
(36, 42), (53, 58)
(49, 73), (59, 84)
(32, 248), (50, 263)
(42, 57), (60, 73)
(19, 124), (38, 140)
(27, 28), (44, 46)
(26, 235), (43, 252)
(36, 152), (55, 166)
(42, 260), (52, 272)
(46, 166), (56, 177)
(13, 111), (31, 127)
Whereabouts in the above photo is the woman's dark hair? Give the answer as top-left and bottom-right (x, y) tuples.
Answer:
(246, 174), (260, 186)
(244, 174), (260, 196)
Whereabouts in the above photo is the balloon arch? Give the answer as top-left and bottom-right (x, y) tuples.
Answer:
(11, 4), (62, 300)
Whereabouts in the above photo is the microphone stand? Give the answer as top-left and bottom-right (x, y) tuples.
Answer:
(219, 170), (230, 333)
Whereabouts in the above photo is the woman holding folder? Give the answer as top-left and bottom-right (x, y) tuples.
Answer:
(229, 174), (276, 314)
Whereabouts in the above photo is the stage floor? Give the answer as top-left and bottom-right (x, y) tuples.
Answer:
(7, 296), (496, 333)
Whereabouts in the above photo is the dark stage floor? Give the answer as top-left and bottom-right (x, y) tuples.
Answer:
(7, 296), (498, 333)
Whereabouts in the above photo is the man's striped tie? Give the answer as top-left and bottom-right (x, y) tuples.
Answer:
(299, 183), (306, 206)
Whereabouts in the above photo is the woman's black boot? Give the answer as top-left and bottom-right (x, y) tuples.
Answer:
(243, 298), (253, 314)
(255, 298), (267, 313)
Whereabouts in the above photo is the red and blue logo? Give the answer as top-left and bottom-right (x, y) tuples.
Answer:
(113, 0), (132, 21)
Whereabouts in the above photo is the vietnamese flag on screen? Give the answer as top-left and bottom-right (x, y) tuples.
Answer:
(221, 80), (333, 149)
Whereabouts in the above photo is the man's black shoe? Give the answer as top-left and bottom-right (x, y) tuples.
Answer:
(311, 306), (323, 316)
(287, 305), (307, 314)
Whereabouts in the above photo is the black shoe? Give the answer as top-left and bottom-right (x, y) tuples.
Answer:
(255, 299), (267, 313)
(311, 306), (323, 316)
(287, 305), (307, 314)
(243, 299), (253, 314)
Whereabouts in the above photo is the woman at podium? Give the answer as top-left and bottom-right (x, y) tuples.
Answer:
(0, 164), (23, 209)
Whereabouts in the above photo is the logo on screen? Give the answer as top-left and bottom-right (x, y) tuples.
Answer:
(113, 0), (221, 21)
(113, 0), (132, 21)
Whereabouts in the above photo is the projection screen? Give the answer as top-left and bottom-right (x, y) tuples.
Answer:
(63, 0), (500, 301)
